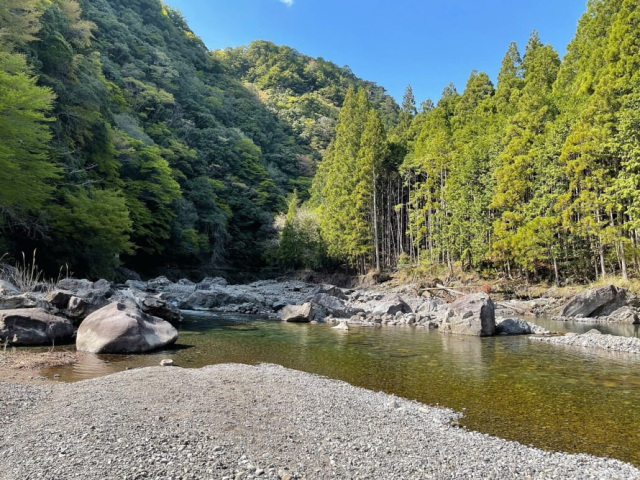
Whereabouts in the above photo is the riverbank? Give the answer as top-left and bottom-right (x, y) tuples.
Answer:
(1, 363), (638, 480)
(0, 349), (78, 384)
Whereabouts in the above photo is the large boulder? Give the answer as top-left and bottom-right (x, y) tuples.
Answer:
(561, 285), (636, 318)
(140, 297), (181, 325)
(309, 284), (346, 300)
(441, 293), (496, 337)
(76, 301), (178, 354)
(179, 287), (264, 310)
(0, 308), (74, 346)
(372, 294), (411, 316)
(496, 318), (533, 335)
(311, 293), (355, 318)
(281, 303), (313, 323)
(50, 278), (116, 321)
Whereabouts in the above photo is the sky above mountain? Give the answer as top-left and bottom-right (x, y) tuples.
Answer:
(165, 0), (587, 105)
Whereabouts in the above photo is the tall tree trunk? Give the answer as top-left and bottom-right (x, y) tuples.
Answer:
(599, 238), (606, 278)
(373, 170), (380, 272)
(620, 241), (628, 280)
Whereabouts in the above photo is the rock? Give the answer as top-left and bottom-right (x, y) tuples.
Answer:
(148, 276), (173, 289)
(160, 359), (174, 366)
(311, 293), (355, 318)
(280, 303), (313, 323)
(309, 284), (346, 300)
(561, 285), (637, 318)
(76, 301), (178, 354)
(0, 279), (19, 296)
(45, 290), (73, 309)
(179, 287), (264, 311)
(585, 328), (602, 335)
(496, 318), (533, 335)
(196, 277), (228, 290)
(114, 266), (141, 283)
(65, 296), (89, 319)
(372, 294), (411, 316)
(50, 278), (114, 321)
(332, 321), (349, 331)
(125, 280), (147, 291)
(601, 306), (639, 324)
(0, 308), (74, 346)
(0, 293), (37, 310)
(441, 293), (496, 337)
(57, 278), (94, 292)
(141, 297), (181, 325)
(272, 300), (289, 311)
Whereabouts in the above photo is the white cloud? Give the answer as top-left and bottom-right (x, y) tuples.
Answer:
(279, 0), (294, 6)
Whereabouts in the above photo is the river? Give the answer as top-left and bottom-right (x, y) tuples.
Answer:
(44, 313), (640, 466)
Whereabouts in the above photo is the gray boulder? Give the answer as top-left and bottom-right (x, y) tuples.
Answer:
(601, 306), (639, 324)
(179, 287), (264, 311)
(496, 318), (533, 335)
(372, 294), (411, 316)
(312, 293), (355, 318)
(0, 280), (19, 296)
(309, 284), (346, 300)
(196, 277), (228, 290)
(441, 293), (496, 337)
(76, 301), (178, 354)
(0, 308), (74, 346)
(0, 293), (37, 310)
(47, 280), (114, 322)
(561, 285), (636, 318)
(281, 303), (313, 323)
(57, 278), (94, 291)
(141, 297), (181, 325)
(147, 276), (173, 290)
(125, 280), (147, 291)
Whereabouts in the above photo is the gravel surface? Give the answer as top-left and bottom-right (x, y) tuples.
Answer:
(1, 363), (639, 480)
(530, 329), (640, 355)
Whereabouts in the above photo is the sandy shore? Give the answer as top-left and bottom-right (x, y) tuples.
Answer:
(0, 363), (638, 479)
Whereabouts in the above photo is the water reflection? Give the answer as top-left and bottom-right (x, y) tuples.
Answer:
(42, 312), (640, 466)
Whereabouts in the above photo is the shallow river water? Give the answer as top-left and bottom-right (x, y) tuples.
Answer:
(44, 313), (640, 466)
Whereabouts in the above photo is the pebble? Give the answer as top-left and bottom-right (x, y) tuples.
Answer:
(1, 364), (638, 479)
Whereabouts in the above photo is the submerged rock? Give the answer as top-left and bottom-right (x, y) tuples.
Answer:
(76, 301), (178, 354)
(441, 293), (496, 337)
(0, 308), (74, 346)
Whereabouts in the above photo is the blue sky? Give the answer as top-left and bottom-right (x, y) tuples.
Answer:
(165, 0), (587, 105)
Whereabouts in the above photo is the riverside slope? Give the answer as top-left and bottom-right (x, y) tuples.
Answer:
(1, 364), (638, 480)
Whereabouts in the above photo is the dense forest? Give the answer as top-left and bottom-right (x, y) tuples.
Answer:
(2, 0), (639, 284)
(0, 0), (397, 278)
(298, 0), (640, 284)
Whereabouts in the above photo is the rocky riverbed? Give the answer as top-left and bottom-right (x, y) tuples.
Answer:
(1, 363), (639, 480)
(530, 328), (640, 355)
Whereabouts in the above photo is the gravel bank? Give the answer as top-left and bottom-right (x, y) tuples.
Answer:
(530, 329), (640, 355)
(1, 364), (639, 480)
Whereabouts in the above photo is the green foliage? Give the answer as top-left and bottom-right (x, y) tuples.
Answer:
(277, 191), (326, 270)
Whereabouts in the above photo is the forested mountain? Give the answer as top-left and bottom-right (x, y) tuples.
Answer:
(214, 41), (400, 167)
(305, 0), (640, 284)
(4, 0), (640, 284)
(0, 0), (397, 278)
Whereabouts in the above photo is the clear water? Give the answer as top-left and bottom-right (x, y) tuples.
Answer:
(44, 313), (640, 466)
